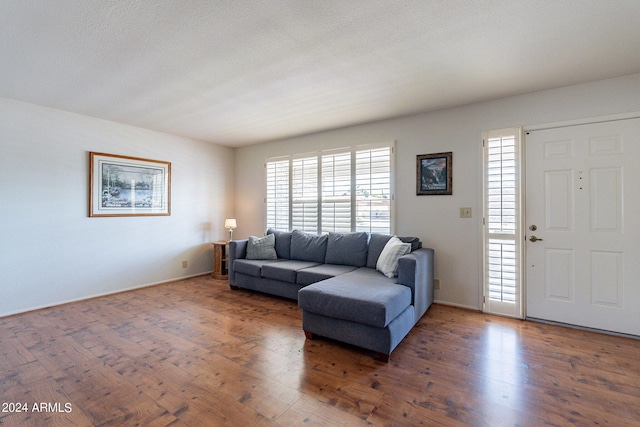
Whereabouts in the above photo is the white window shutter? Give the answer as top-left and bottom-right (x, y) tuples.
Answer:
(265, 143), (394, 234)
(266, 159), (290, 231)
(292, 156), (318, 233)
(483, 129), (522, 318)
(356, 147), (392, 234)
(322, 151), (352, 232)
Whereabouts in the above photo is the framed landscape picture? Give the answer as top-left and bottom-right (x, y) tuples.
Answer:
(416, 152), (452, 195)
(89, 152), (171, 217)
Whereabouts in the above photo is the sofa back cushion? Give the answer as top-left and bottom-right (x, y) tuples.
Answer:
(290, 230), (328, 263)
(367, 234), (421, 268)
(325, 232), (369, 267)
(366, 234), (393, 268)
(266, 228), (293, 259)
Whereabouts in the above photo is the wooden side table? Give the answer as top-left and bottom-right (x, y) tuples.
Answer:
(212, 241), (229, 280)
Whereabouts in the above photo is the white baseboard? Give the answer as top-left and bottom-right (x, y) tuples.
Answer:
(433, 299), (481, 312)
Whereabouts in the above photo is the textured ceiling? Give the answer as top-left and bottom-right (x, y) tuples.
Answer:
(2, 1), (640, 147)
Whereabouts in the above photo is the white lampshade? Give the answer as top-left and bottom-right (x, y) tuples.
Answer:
(224, 218), (237, 229)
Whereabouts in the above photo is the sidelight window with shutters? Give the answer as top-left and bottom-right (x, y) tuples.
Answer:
(483, 128), (523, 318)
(266, 143), (394, 235)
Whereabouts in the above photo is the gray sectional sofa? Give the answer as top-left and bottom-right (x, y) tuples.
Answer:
(228, 229), (434, 361)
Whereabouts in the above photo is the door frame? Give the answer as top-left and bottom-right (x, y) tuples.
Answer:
(523, 112), (640, 133)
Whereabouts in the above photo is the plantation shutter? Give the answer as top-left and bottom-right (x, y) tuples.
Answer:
(266, 158), (290, 231)
(265, 142), (394, 234)
(483, 128), (522, 318)
(292, 155), (318, 233)
(356, 147), (392, 234)
(321, 151), (352, 232)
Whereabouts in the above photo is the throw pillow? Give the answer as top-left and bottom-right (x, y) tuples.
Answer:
(376, 236), (411, 278)
(246, 234), (278, 260)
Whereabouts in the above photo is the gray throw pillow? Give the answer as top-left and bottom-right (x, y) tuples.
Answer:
(246, 234), (278, 260)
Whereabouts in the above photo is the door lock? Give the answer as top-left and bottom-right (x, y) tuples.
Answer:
(529, 235), (543, 242)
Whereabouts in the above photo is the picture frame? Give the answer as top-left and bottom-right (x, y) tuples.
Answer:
(89, 152), (171, 217)
(416, 152), (452, 195)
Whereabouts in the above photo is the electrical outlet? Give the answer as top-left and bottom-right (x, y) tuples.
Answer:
(460, 207), (472, 218)
(434, 279), (441, 290)
(182, 260), (188, 268)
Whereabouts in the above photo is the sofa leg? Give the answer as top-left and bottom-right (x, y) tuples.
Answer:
(376, 352), (390, 363)
(229, 285), (239, 290)
(304, 331), (315, 340)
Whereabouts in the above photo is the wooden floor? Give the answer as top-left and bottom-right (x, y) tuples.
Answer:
(1, 275), (639, 426)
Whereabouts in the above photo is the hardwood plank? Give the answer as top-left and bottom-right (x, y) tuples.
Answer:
(53, 358), (176, 426)
(0, 333), (37, 372)
(192, 353), (303, 421)
(276, 393), (372, 426)
(1, 275), (639, 426)
(367, 397), (468, 427)
(0, 361), (52, 395)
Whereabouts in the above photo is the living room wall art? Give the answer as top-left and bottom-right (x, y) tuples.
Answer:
(416, 152), (452, 195)
(89, 152), (171, 217)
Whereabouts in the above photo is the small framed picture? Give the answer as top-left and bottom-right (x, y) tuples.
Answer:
(89, 152), (171, 217)
(416, 152), (452, 195)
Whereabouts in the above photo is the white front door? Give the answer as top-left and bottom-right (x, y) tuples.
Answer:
(525, 118), (640, 336)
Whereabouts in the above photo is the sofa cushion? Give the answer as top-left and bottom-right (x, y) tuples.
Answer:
(298, 270), (412, 328)
(367, 234), (421, 268)
(325, 232), (369, 267)
(233, 259), (283, 278)
(267, 228), (293, 259)
(377, 236), (412, 278)
(246, 234), (278, 260)
(261, 260), (321, 283)
(290, 230), (328, 263)
(296, 264), (359, 286)
(366, 234), (393, 268)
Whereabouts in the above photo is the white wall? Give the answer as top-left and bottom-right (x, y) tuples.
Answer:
(235, 73), (640, 310)
(0, 98), (235, 316)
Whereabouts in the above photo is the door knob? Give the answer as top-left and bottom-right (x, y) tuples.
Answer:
(529, 235), (543, 242)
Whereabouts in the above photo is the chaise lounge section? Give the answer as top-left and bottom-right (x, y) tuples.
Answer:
(228, 229), (434, 361)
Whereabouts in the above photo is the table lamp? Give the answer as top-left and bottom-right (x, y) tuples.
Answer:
(225, 218), (237, 241)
